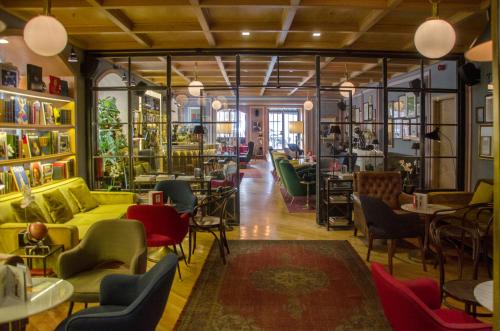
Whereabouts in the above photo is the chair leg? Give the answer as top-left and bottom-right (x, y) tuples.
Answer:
(67, 301), (74, 317)
(188, 228), (192, 264)
(366, 233), (374, 262)
(178, 243), (188, 266)
(210, 231), (226, 264)
(84, 303), (88, 308)
(290, 197), (295, 207)
(353, 227), (358, 237)
(388, 239), (397, 275)
(172, 245), (182, 280)
(220, 227), (230, 255)
(417, 236), (427, 272)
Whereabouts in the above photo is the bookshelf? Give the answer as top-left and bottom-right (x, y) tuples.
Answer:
(0, 86), (77, 195)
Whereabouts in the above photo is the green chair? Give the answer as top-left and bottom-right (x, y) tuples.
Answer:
(57, 219), (147, 315)
(278, 159), (307, 206)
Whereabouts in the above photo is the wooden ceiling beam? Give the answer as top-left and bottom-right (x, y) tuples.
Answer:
(288, 56), (333, 95)
(276, 0), (300, 47)
(260, 56), (278, 96)
(85, 0), (152, 47)
(215, 55), (235, 95)
(189, 0), (216, 47)
(341, 0), (404, 48)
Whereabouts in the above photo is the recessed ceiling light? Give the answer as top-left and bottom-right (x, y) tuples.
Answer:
(0, 38), (9, 44)
(241, 31), (250, 36)
(312, 32), (321, 37)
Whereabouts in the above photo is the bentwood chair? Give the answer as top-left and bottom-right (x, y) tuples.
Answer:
(55, 254), (178, 331)
(190, 187), (236, 264)
(126, 205), (189, 279)
(360, 195), (426, 274)
(57, 220), (147, 316)
(371, 263), (492, 331)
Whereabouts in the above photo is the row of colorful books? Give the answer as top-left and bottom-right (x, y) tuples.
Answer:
(0, 96), (71, 125)
(0, 131), (71, 160)
(1, 159), (75, 193)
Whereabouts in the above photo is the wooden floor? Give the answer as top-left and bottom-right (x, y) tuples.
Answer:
(27, 159), (490, 330)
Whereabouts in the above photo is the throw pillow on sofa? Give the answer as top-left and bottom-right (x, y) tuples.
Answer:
(469, 181), (493, 205)
(11, 200), (48, 223)
(43, 189), (73, 223)
(68, 184), (99, 212)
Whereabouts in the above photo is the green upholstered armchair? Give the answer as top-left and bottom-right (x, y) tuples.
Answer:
(278, 159), (307, 205)
(57, 219), (147, 314)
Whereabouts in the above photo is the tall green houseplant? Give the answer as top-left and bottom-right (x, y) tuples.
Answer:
(97, 96), (128, 189)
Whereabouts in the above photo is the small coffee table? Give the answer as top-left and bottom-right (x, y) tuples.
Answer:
(10, 244), (64, 276)
(300, 180), (315, 209)
(401, 203), (453, 264)
(0, 277), (73, 327)
(473, 280), (493, 312)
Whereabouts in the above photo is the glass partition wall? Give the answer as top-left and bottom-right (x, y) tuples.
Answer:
(87, 51), (464, 225)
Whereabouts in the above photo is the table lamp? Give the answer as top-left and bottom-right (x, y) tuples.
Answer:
(411, 142), (420, 156)
(289, 120), (304, 144)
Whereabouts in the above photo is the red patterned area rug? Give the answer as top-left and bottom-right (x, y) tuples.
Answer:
(175, 240), (390, 331)
(240, 167), (264, 178)
(279, 187), (316, 213)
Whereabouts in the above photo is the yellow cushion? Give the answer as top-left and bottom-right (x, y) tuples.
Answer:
(469, 181), (493, 205)
(10, 200), (48, 223)
(43, 189), (73, 223)
(68, 184), (99, 212)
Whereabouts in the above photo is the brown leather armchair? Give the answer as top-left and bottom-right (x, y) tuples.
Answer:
(353, 171), (413, 237)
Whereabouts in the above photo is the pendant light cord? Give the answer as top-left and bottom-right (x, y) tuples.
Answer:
(428, 0), (441, 17)
(344, 64), (349, 82)
(45, 0), (51, 16)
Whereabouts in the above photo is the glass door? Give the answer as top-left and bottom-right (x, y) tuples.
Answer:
(267, 107), (300, 150)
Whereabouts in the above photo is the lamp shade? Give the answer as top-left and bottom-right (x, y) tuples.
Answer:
(24, 15), (68, 56)
(212, 99), (222, 110)
(193, 125), (205, 135)
(216, 123), (232, 134)
(329, 125), (341, 135)
(424, 127), (440, 141)
(288, 121), (304, 134)
(304, 100), (314, 111)
(465, 25), (492, 62)
(414, 18), (456, 59)
(340, 81), (355, 98)
(0, 20), (6, 33)
(188, 80), (203, 97)
(411, 142), (420, 150)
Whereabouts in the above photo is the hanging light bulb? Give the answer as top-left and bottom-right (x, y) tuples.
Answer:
(67, 46), (78, 63)
(188, 62), (203, 97)
(340, 64), (356, 98)
(303, 92), (313, 111)
(212, 98), (222, 111)
(23, 0), (68, 56)
(414, 1), (456, 59)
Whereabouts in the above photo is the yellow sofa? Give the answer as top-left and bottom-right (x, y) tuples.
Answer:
(0, 177), (136, 254)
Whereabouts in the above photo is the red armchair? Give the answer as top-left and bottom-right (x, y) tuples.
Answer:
(370, 263), (492, 331)
(127, 205), (189, 279)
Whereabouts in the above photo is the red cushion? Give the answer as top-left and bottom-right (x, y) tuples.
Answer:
(147, 233), (175, 247)
(434, 309), (483, 324)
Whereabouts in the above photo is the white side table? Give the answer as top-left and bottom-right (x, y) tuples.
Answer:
(473, 280), (493, 312)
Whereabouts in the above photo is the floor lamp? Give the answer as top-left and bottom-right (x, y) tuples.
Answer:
(289, 121), (304, 158)
(424, 126), (456, 176)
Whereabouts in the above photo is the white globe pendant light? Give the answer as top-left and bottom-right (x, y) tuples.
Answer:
(340, 81), (355, 98)
(212, 99), (222, 111)
(23, 1), (68, 56)
(188, 80), (203, 97)
(414, 1), (455, 59)
(303, 99), (313, 111)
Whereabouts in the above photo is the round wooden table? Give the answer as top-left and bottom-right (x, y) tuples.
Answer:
(473, 280), (493, 312)
(0, 277), (73, 327)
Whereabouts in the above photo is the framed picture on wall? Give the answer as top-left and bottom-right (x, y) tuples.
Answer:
(479, 125), (493, 159)
(363, 102), (369, 121)
(402, 119), (411, 140)
(485, 95), (493, 123)
(394, 119), (402, 139)
(388, 102), (393, 118)
(410, 118), (419, 138)
(393, 100), (400, 118)
(399, 95), (407, 118)
(476, 106), (485, 123)
(406, 93), (416, 118)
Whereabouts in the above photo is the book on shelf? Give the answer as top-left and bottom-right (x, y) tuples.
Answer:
(53, 160), (73, 180)
(58, 133), (70, 153)
(41, 163), (53, 184)
(6, 134), (19, 159)
(10, 165), (29, 191)
(42, 102), (55, 125)
(14, 96), (28, 125)
(49, 76), (62, 95)
(27, 64), (43, 92)
(0, 133), (7, 161)
(30, 162), (42, 186)
(0, 170), (14, 192)
(38, 131), (52, 155)
(26, 133), (41, 157)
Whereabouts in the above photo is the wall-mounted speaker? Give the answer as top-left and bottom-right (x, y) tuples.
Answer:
(458, 62), (481, 86)
(409, 78), (421, 90)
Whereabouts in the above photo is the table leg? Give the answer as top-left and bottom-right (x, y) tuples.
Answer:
(303, 184), (310, 209)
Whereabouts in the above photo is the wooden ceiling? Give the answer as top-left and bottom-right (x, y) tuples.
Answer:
(1, 0), (490, 97)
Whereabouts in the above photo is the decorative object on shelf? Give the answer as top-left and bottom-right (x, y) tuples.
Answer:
(67, 46), (78, 63)
(27, 64), (44, 92)
(399, 160), (414, 187)
(465, 10), (492, 62)
(479, 125), (493, 159)
(0, 63), (18, 88)
(340, 64), (355, 98)
(188, 62), (203, 97)
(414, 0), (455, 59)
(60, 80), (69, 97)
(23, 0), (68, 56)
(49, 76), (61, 95)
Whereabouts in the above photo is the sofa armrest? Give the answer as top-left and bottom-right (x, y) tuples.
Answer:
(0, 223), (79, 253)
(401, 278), (441, 310)
(427, 191), (472, 207)
(91, 191), (136, 205)
(352, 193), (368, 236)
(100, 274), (140, 306)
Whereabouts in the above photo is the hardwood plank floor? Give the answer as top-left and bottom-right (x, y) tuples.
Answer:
(26, 159), (491, 330)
